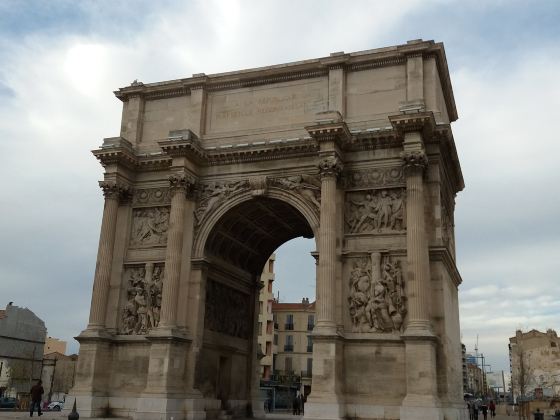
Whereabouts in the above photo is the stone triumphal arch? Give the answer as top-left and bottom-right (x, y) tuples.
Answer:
(70, 40), (465, 420)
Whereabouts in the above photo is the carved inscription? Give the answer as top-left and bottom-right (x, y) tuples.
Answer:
(207, 81), (327, 133)
(130, 207), (170, 247)
(204, 280), (251, 339)
(341, 167), (404, 189)
(345, 189), (406, 234)
(195, 180), (250, 224)
(348, 253), (406, 333)
(121, 263), (164, 335)
(270, 175), (321, 209)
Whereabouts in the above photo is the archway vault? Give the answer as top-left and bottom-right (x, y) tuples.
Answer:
(204, 196), (314, 275)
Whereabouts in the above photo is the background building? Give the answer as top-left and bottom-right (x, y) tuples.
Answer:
(44, 337), (67, 356)
(273, 298), (315, 397)
(41, 352), (78, 403)
(0, 302), (46, 398)
(257, 255), (276, 380)
(509, 329), (560, 400)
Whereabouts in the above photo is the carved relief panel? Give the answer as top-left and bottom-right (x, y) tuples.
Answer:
(120, 263), (164, 335)
(347, 253), (406, 333)
(195, 180), (250, 225)
(345, 188), (406, 234)
(130, 207), (170, 247)
(204, 279), (251, 339)
(269, 174), (321, 209)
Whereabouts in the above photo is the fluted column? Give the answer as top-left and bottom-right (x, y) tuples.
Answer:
(88, 181), (127, 329)
(159, 173), (194, 329)
(315, 156), (342, 334)
(402, 149), (433, 334)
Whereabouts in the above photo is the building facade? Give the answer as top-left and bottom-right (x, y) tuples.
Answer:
(257, 255), (276, 380)
(41, 352), (78, 403)
(509, 329), (560, 399)
(0, 303), (46, 397)
(273, 299), (315, 395)
(44, 337), (67, 356)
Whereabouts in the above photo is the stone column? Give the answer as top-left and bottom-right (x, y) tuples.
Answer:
(87, 181), (127, 330)
(400, 134), (442, 420)
(315, 156), (342, 334)
(158, 173), (193, 330)
(402, 147), (432, 334)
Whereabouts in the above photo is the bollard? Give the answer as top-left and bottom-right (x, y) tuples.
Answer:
(68, 398), (79, 420)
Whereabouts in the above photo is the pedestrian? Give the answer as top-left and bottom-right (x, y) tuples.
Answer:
(488, 400), (496, 418)
(29, 379), (44, 417)
(481, 402), (488, 420)
(292, 392), (299, 415)
(467, 401), (474, 420)
(473, 400), (479, 419)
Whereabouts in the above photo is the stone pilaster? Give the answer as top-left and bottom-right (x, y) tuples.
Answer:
(158, 173), (195, 331)
(87, 181), (128, 330)
(315, 156), (343, 334)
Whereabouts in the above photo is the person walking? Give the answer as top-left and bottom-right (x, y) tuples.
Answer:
(29, 379), (44, 417)
(488, 400), (496, 418)
(481, 402), (488, 420)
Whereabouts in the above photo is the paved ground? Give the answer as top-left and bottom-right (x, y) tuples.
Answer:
(0, 410), (552, 419)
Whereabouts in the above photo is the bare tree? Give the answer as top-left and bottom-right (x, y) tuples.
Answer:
(513, 347), (534, 420)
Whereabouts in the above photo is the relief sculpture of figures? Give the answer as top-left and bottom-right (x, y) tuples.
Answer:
(271, 175), (321, 208)
(130, 207), (170, 246)
(348, 253), (407, 333)
(121, 263), (164, 335)
(345, 189), (406, 234)
(204, 280), (251, 339)
(195, 180), (250, 224)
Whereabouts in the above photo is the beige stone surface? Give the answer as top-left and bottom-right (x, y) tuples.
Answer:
(71, 39), (466, 420)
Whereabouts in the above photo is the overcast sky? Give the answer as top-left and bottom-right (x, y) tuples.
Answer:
(1, 0), (559, 374)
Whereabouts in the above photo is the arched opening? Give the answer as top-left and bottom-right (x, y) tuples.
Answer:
(196, 197), (316, 413)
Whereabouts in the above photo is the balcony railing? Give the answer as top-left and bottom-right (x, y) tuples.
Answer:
(301, 370), (312, 378)
(285, 323), (294, 330)
(307, 323), (314, 331)
(284, 344), (294, 352)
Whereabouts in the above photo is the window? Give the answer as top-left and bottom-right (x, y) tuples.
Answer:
(273, 314), (279, 330)
(266, 341), (272, 355)
(307, 335), (313, 352)
(266, 320), (273, 334)
(307, 315), (314, 331)
(284, 335), (294, 352)
(307, 358), (313, 376)
(268, 279), (273, 292)
(274, 334), (278, 345)
(258, 322), (262, 336)
(259, 301), (263, 314)
(285, 357), (293, 372)
(285, 314), (294, 330)
(268, 259), (274, 273)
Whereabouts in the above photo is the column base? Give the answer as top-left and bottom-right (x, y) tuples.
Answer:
(135, 395), (205, 420)
(304, 400), (344, 420)
(61, 394), (109, 418)
(400, 404), (444, 420)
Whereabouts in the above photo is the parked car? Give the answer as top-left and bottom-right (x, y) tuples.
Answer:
(0, 397), (19, 408)
(47, 401), (64, 411)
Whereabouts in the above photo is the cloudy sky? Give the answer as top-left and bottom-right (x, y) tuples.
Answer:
(1, 0), (559, 374)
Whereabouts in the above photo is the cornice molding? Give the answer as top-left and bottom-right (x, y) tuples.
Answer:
(92, 137), (137, 169)
(389, 112), (436, 137)
(429, 246), (462, 287)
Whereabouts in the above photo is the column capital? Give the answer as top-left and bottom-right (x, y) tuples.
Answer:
(168, 172), (196, 197)
(318, 156), (343, 179)
(99, 181), (130, 200)
(401, 150), (428, 175)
